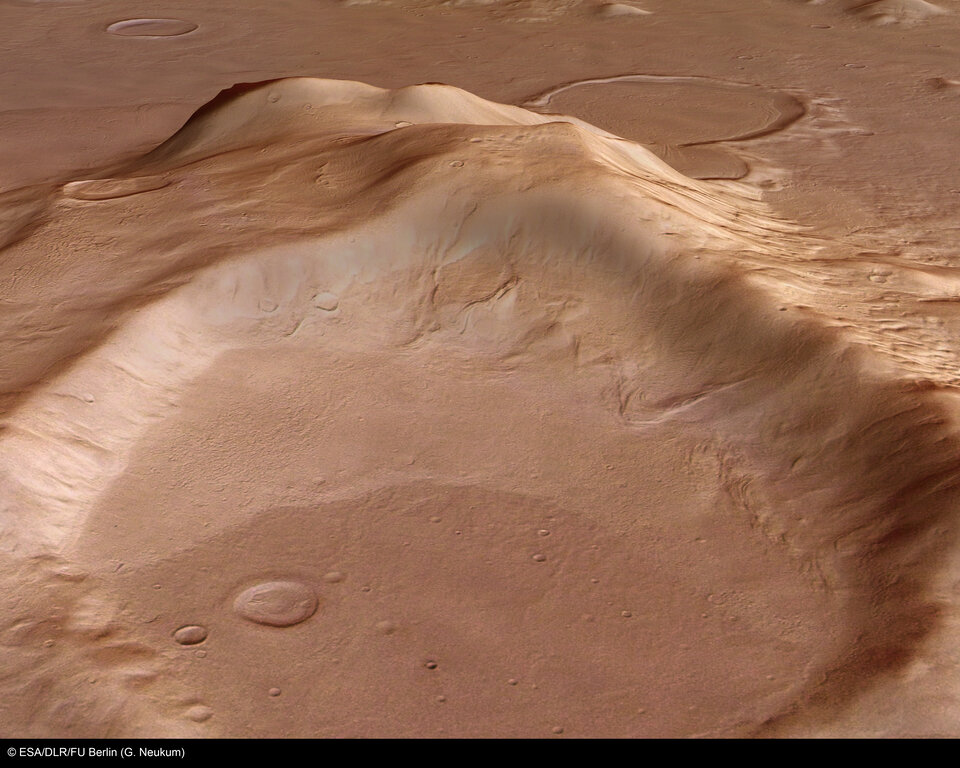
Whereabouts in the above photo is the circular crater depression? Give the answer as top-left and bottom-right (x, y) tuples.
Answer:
(526, 75), (804, 179)
(65, 193), (948, 735)
(234, 581), (319, 628)
(46, 80), (943, 735)
(106, 18), (198, 37)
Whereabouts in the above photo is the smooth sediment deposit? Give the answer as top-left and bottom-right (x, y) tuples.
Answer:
(2, 0), (960, 739)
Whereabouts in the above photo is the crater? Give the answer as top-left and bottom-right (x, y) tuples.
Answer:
(105, 19), (199, 37)
(172, 625), (208, 645)
(524, 74), (804, 179)
(233, 581), (319, 627)
(7, 78), (954, 737)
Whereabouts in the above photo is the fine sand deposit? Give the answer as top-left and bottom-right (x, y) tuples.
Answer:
(2, 0), (960, 739)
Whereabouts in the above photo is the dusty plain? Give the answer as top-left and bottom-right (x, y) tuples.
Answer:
(2, 0), (960, 738)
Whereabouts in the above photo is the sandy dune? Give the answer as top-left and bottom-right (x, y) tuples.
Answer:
(3, 0), (960, 740)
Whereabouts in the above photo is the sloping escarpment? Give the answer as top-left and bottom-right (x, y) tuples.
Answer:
(849, 0), (946, 25)
(1, 79), (957, 737)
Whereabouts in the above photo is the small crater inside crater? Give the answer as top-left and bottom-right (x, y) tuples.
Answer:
(233, 581), (318, 627)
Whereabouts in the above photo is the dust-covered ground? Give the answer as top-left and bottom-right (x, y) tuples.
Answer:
(2, 0), (960, 738)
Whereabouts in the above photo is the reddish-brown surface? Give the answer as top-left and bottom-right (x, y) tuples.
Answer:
(2, 0), (960, 738)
